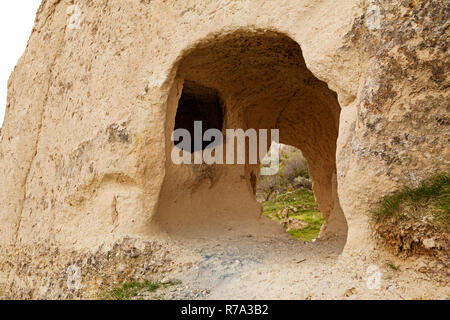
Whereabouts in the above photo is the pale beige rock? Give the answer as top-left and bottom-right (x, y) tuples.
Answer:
(0, 0), (448, 299)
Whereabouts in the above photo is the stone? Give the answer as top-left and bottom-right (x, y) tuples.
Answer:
(422, 238), (436, 249)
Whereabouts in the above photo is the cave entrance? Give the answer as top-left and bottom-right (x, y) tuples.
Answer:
(174, 81), (225, 153)
(153, 30), (347, 243)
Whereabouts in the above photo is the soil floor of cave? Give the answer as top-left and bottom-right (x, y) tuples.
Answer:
(136, 227), (449, 300)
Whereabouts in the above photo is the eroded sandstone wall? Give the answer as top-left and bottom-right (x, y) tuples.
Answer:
(0, 0), (361, 249)
(0, 0), (448, 298)
(337, 0), (449, 252)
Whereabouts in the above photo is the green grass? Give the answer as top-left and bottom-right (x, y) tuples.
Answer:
(102, 279), (181, 300)
(371, 173), (450, 228)
(262, 188), (323, 242)
(287, 211), (324, 241)
(385, 261), (401, 271)
(262, 188), (318, 215)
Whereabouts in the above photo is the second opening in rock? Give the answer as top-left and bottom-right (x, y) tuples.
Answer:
(257, 144), (323, 242)
(174, 81), (224, 153)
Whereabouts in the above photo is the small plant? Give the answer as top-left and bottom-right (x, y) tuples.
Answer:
(102, 279), (181, 300)
(385, 261), (401, 271)
(103, 280), (160, 300)
(371, 173), (449, 270)
(282, 151), (309, 182)
(371, 173), (449, 228)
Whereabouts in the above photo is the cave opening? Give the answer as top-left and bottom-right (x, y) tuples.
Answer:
(174, 81), (225, 153)
(257, 144), (324, 242)
(153, 30), (348, 244)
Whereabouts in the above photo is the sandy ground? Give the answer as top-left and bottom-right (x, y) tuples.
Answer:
(138, 222), (449, 300)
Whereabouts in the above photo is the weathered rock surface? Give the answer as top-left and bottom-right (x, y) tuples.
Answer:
(0, 0), (448, 299)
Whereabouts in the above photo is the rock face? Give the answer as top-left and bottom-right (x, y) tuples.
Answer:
(0, 0), (448, 298)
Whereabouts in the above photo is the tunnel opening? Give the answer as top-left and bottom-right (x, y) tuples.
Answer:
(174, 81), (225, 152)
(153, 30), (347, 245)
(257, 144), (324, 242)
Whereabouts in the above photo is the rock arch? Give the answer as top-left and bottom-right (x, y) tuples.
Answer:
(152, 30), (348, 240)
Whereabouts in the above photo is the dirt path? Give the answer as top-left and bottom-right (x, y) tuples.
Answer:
(143, 225), (449, 300)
